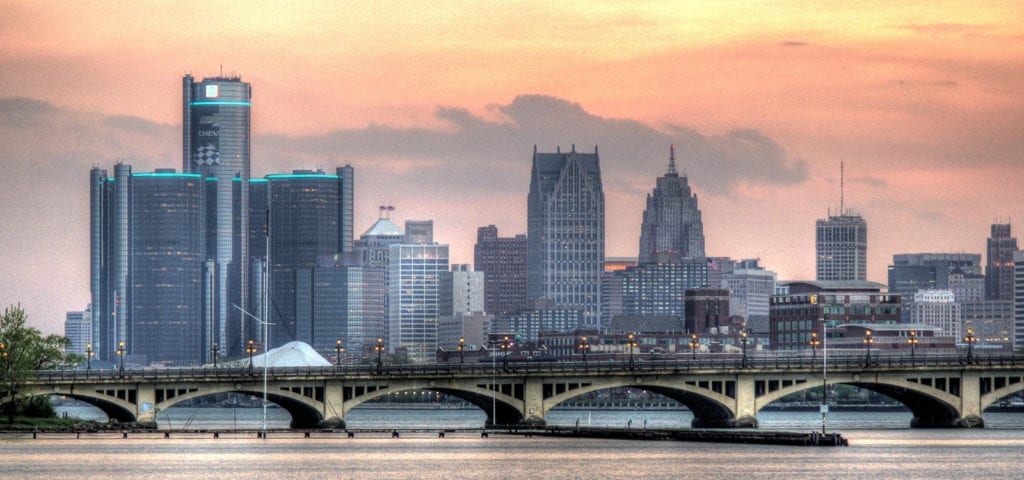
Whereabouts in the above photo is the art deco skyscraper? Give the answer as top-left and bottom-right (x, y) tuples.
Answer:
(986, 223), (1017, 301)
(527, 145), (605, 328)
(183, 74), (252, 356)
(638, 145), (705, 264)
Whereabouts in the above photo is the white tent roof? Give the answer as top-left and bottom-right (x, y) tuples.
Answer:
(247, 341), (331, 368)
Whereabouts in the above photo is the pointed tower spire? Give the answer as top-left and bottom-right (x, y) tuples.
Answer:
(667, 144), (678, 176)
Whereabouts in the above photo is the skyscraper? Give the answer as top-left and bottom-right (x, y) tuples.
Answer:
(264, 169), (352, 348)
(64, 308), (92, 356)
(1013, 250), (1024, 349)
(389, 243), (449, 363)
(474, 225), (528, 315)
(183, 74), (252, 357)
(815, 214), (867, 282)
(985, 223), (1017, 301)
(90, 165), (206, 365)
(638, 145), (705, 264)
(527, 145), (605, 328)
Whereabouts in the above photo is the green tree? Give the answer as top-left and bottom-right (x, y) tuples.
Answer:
(0, 305), (79, 423)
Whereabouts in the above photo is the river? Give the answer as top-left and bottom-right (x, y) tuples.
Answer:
(2, 405), (1022, 479)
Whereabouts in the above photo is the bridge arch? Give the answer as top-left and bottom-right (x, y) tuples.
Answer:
(980, 375), (1024, 413)
(155, 385), (324, 429)
(10, 387), (137, 424)
(342, 382), (523, 426)
(755, 374), (965, 428)
(541, 377), (744, 428)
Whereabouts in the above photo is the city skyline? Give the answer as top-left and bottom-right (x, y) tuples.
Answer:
(1, 2), (1023, 335)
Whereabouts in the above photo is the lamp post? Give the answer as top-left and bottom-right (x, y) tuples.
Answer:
(809, 332), (820, 362)
(577, 336), (589, 370)
(210, 342), (219, 368)
(907, 330), (919, 365)
(819, 318), (828, 435)
(689, 334), (698, 361)
(740, 329), (749, 368)
(246, 339), (256, 375)
(965, 327), (976, 364)
(233, 304), (274, 439)
(85, 343), (94, 371)
(863, 329), (874, 366)
(457, 337), (465, 370)
(626, 333), (637, 371)
(501, 336), (511, 371)
(374, 338), (384, 374)
(335, 339), (344, 369)
(116, 340), (126, 377)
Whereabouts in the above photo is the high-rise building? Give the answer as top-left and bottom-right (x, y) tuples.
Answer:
(183, 74), (252, 357)
(527, 145), (605, 328)
(961, 300), (1013, 349)
(440, 264), (485, 317)
(294, 253), (385, 356)
(721, 261), (777, 333)
(388, 243), (449, 363)
(815, 214), (867, 282)
(264, 169), (352, 349)
(638, 145), (705, 264)
(64, 308), (92, 356)
(473, 225), (528, 315)
(354, 207), (404, 269)
(910, 290), (961, 339)
(948, 270), (986, 303)
(1013, 251), (1024, 350)
(618, 260), (708, 318)
(90, 165), (206, 365)
(887, 253), (983, 298)
(986, 223), (1018, 301)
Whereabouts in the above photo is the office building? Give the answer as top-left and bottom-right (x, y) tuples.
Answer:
(183, 74), (252, 358)
(887, 253), (983, 298)
(815, 214), (867, 282)
(293, 253), (385, 356)
(986, 223), (1017, 301)
(474, 225), (528, 315)
(961, 300), (1013, 349)
(910, 290), (961, 339)
(263, 169), (352, 348)
(388, 242), (449, 364)
(527, 145), (605, 328)
(440, 264), (485, 317)
(619, 260), (708, 318)
(491, 299), (583, 343)
(90, 165), (205, 365)
(769, 281), (901, 351)
(638, 145), (705, 264)
(1014, 251), (1024, 349)
(721, 261), (777, 333)
(64, 308), (92, 356)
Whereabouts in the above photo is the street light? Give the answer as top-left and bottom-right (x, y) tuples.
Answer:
(374, 338), (385, 374)
(85, 343), (94, 371)
(246, 339), (257, 375)
(863, 330), (874, 366)
(501, 336), (511, 371)
(335, 339), (344, 369)
(625, 333), (638, 371)
(233, 304), (275, 440)
(116, 340), (126, 377)
(689, 334), (699, 361)
(907, 330), (919, 365)
(819, 317), (828, 435)
(809, 332), (820, 362)
(210, 342), (219, 368)
(577, 336), (589, 370)
(965, 327), (976, 364)
(740, 329), (749, 368)
(457, 337), (465, 370)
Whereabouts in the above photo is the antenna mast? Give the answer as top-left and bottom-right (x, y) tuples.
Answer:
(840, 161), (845, 216)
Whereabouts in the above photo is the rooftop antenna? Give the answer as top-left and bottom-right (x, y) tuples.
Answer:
(667, 144), (678, 175)
(840, 160), (845, 216)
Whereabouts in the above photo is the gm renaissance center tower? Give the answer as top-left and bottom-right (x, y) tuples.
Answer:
(183, 74), (252, 357)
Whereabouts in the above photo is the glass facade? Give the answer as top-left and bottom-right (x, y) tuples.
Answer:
(527, 146), (605, 328)
(389, 244), (449, 363)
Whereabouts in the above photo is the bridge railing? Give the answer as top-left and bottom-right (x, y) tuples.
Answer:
(21, 351), (1024, 383)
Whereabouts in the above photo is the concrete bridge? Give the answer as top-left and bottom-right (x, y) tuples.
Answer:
(6, 355), (1024, 429)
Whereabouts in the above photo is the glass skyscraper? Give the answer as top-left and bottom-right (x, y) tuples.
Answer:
(90, 166), (205, 365)
(527, 145), (605, 328)
(183, 74), (252, 357)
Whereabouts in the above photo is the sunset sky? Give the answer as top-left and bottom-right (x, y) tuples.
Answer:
(1, 1), (1022, 334)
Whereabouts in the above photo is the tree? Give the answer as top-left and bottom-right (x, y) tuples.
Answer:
(0, 305), (79, 423)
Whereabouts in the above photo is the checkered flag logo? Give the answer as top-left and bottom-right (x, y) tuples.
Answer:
(193, 143), (221, 166)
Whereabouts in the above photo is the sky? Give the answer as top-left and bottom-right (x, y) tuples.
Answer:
(1, 1), (1022, 335)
